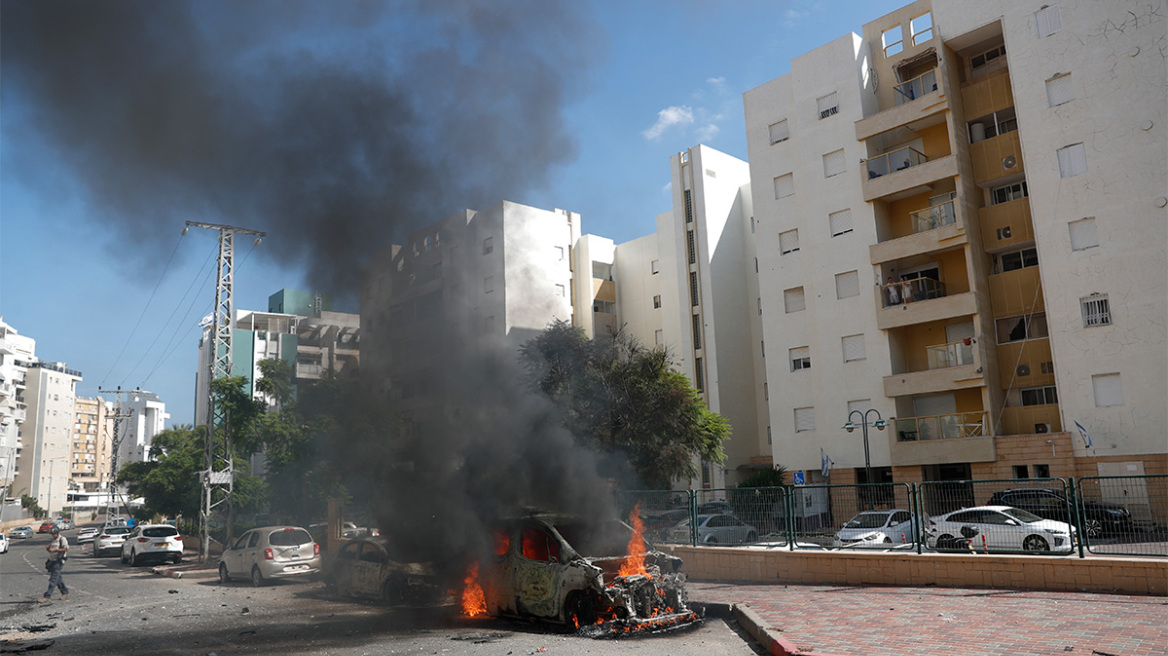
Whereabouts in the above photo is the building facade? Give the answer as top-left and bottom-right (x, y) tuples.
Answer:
(70, 396), (114, 494)
(10, 362), (81, 515)
(0, 318), (35, 497)
(113, 390), (170, 467)
(741, 0), (1166, 499)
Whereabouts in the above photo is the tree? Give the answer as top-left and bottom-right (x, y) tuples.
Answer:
(519, 320), (729, 489)
(117, 426), (205, 520)
(21, 494), (45, 520)
(730, 466), (789, 534)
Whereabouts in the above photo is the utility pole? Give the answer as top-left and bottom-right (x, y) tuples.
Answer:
(96, 387), (137, 523)
(184, 221), (265, 562)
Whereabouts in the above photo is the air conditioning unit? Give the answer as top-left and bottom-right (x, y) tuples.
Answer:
(1002, 155), (1017, 169)
(1034, 423), (1050, 434)
(1016, 363), (1031, 376)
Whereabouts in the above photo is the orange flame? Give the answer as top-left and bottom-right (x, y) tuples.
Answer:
(618, 503), (647, 578)
(461, 562), (487, 617)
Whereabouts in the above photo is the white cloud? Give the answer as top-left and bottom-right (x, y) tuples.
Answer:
(642, 105), (694, 141)
(661, 181), (673, 195)
(695, 123), (721, 143)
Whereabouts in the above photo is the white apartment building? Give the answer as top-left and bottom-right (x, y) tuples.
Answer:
(741, 0), (1166, 496)
(10, 362), (81, 515)
(114, 390), (169, 467)
(0, 318), (35, 495)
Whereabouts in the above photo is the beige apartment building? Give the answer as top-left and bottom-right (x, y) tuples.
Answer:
(743, 0), (1166, 497)
(70, 397), (113, 494)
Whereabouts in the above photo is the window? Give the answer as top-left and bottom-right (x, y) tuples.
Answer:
(911, 12), (933, 45)
(882, 25), (903, 57)
(692, 314), (702, 350)
(760, 341), (765, 357)
(653, 295), (661, 309)
(784, 287), (806, 313)
(779, 229), (800, 254)
(555, 284), (565, 297)
(689, 272), (699, 306)
(990, 181), (1028, 205)
(687, 230), (697, 264)
(790, 346), (811, 372)
(829, 209), (853, 236)
(694, 358), (704, 392)
(483, 276), (494, 293)
(822, 149), (846, 177)
(1020, 385), (1058, 406)
(1092, 373), (1124, 407)
(651, 259), (659, 274)
(655, 329), (664, 346)
(684, 190), (694, 223)
(1036, 4), (1063, 37)
(817, 92), (839, 119)
(841, 334), (866, 362)
(769, 119), (789, 144)
(997, 247), (1038, 273)
(757, 297), (762, 315)
(835, 271), (860, 299)
(1069, 217), (1099, 251)
(763, 382), (769, 400)
(995, 313), (1049, 343)
(971, 44), (1006, 72)
(794, 407), (816, 432)
(1058, 143), (1087, 178)
(482, 236), (494, 254)
(1046, 73), (1074, 107)
(774, 173), (794, 199)
(555, 246), (565, 260)
(1081, 294), (1111, 327)
(1034, 464), (1050, 478)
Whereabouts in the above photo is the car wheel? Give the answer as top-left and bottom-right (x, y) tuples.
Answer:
(120, 551), (128, 564)
(1084, 518), (1103, 539)
(882, 537), (893, 545)
(380, 578), (403, 605)
(218, 563), (231, 584)
(745, 531), (758, 543)
(935, 534), (956, 550)
(250, 566), (265, 587)
(706, 536), (718, 544)
(172, 554), (182, 564)
(1023, 535), (1049, 552)
(131, 550), (143, 567)
(565, 591), (596, 628)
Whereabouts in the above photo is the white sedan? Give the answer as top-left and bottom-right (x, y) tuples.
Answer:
(834, 509), (916, 548)
(926, 505), (1075, 553)
(93, 526), (133, 557)
(670, 514), (758, 545)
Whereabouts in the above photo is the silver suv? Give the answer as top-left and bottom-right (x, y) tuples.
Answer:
(218, 526), (321, 586)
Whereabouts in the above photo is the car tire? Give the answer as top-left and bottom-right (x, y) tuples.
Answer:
(1023, 535), (1049, 552)
(131, 550), (143, 567)
(883, 537), (893, 544)
(381, 578), (403, 605)
(172, 554), (182, 564)
(218, 563), (231, 584)
(1084, 518), (1103, 539)
(120, 551), (128, 564)
(745, 531), (758, 543)
(250, 566), (265, 587)
(565, 591), (596, 628)
(935, 534), (956, 550)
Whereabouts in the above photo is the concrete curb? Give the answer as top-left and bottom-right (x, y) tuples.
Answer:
(732, 603), (856, 656)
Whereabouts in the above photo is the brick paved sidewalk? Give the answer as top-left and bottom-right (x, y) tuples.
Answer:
(688, 581), (1168, 656)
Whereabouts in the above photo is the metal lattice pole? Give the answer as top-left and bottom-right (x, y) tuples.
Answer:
(185, 221), (265, 562)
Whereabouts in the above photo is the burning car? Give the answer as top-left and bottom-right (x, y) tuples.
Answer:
(461, 509), (701, 636)
(323, 536), (445, 604)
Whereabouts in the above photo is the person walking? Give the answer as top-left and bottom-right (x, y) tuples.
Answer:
(38, 525), (69, 602)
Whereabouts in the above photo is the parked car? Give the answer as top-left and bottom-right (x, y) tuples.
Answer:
(93, 525), (133, 557)
(697, 500), (733, 515)
(9, 526), (35, 540)
(37, 522), (56, 534)
(986, 488), (1133, 539)
(670, 514), (758, 545)
(121, 524), (184, 566)
(76, 527), (100, 544)
(218, 526), (321, 586)
(640, 509), (690, 542)
(926, 505), (1075, 553)
(323, 537), (443, 604)
(56, 519), (75, 530)
(0, 532), (9, 554)
(834, 509), (916, 548)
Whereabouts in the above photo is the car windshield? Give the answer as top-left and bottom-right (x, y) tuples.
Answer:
(843, 513), (891, 529)
(1000, 508), (1045, 523)
(104, 527), (131, 535)
(553, 520), (634, 557)
(268, 528), (312, 546)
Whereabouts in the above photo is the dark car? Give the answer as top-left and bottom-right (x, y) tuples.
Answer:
(986, 488), (1133, 539)
(322, 537), (444, 604)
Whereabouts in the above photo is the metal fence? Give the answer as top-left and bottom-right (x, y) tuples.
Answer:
(623, 475), (1166, 558)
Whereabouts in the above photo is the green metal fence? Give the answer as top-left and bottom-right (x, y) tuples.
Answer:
(621, 475), (1166, 558)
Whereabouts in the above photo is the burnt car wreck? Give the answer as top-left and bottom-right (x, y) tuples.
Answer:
(462, 511), (701, 637)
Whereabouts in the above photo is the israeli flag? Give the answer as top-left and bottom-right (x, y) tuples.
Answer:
(1074, 421), (1096, 456)
(820, 448), (832, 478)
(198, 313), (214, 328)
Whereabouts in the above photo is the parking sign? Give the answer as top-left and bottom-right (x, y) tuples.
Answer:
(793, 472), (805, 485)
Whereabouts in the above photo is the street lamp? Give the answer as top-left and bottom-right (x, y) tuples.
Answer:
(843, 409), (888, 510)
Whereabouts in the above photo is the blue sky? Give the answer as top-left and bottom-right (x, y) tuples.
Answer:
(1, 0), (902, 427)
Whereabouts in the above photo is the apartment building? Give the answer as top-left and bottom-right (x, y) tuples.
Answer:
(743, 0), (1166, 497)
(70, 396), (114, 493)
(0, 318), (35, 495)
(194, 289), (360, 423)
(10, 362), (81, 515)
(113, 390), (170, 467)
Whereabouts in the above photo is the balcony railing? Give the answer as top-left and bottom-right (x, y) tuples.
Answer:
(926, 340), (975, 370)
(867, 146), (928, 179)
(910, 198), (956, 234)
(881, 278), (946, 308)
(896, 412), (987, 441)
(894, 69), (938, 105)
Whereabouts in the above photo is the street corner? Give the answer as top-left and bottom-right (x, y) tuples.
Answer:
(731, 604), (855, 656)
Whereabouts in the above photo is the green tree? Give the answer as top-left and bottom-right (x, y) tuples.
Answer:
(117, 426), (205, 519)
(519, 320), (729, 489)
(21, 494), (46, 520)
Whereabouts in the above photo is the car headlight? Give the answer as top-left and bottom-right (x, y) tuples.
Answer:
(861, 533), (880, 541)
(1044, 528), (1068, 536)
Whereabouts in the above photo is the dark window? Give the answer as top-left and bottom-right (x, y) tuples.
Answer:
(142, 526), (178, 538)
(268, 529), (312, 546)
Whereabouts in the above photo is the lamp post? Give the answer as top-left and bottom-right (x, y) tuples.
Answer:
(843, 409), (887, 510)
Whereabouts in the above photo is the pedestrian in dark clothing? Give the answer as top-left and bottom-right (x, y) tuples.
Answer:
(38, 526), (69, 602)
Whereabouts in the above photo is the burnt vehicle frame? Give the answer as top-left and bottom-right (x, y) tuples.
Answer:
(323, 536), (445, 605)
(477, 512), (699, 634)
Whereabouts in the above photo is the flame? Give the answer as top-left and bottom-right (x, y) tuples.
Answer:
(461, 562), (487, 617)
(618, 503), (648, 578)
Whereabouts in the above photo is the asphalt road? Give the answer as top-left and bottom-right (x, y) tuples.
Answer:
(1, 531), (763, 655)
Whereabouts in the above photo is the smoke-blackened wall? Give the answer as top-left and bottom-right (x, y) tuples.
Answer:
(1, 0), (599, 296)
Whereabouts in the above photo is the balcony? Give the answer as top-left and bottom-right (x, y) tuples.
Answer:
(996, 338), (1055, 389)
(979, 197), (1034, 250)
(884, 341), (980, 397)
(894, 70), (938, 105)
(867, 146), (927, 179)
(896, 411), (987, 441)
(877, 288), (977, 331)
(911, 198), (956, 234)
(863, 153), (958, 202)
(881, 277), (946, 308)
(970, 130), (1024, 184)
(988, 266), (1044, 318)
(1000, 404), (1062, 436)
(889, 411), (996, 466)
